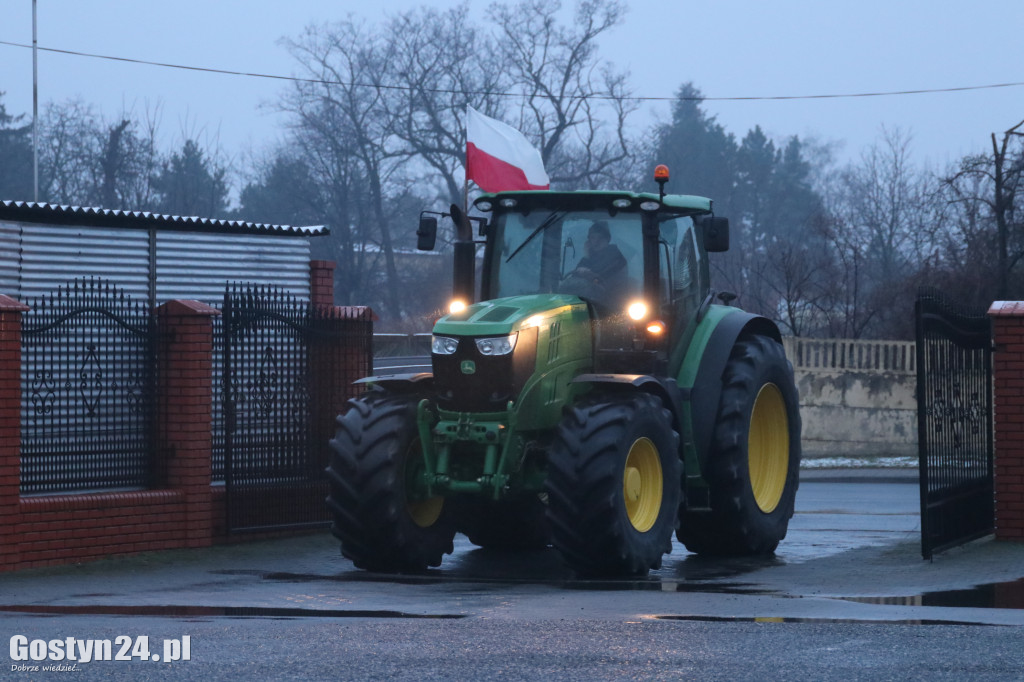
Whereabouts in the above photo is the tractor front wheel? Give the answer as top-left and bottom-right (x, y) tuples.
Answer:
(546, 392), (681, 576)
(326, 390), (455, 571)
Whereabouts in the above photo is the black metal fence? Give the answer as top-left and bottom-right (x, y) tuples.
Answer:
(915, 288), (994, 560)
(217, 283), (371, 534)
(20, 277), (156, 494)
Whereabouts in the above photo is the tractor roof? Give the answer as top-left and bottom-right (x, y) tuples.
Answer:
(475, 190), (712, 214)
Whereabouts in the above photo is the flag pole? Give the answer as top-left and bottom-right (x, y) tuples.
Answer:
(463, 110), (470, 240)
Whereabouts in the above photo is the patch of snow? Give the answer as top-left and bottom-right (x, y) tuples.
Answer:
(801, 456), (917, 469)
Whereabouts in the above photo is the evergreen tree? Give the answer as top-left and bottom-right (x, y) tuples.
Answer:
(651, 83), (738, 217)
(736, 126), (777, 236)
(153, 139), (228, 217)
(237, 155), (323, 227)
(0, 94), (34, 201)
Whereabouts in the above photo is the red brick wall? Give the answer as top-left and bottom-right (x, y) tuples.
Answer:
(0, 295), (30, 570)
(16, 492), (187, 568)
(0, 298), (219, 571)
(988, 301), (1024, 540)
(310, 260), (336, 308)
(0, 262), (374, 571)
(156, 300), (220, 549)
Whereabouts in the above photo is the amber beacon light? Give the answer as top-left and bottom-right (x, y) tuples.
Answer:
(654, 164), (670, 199)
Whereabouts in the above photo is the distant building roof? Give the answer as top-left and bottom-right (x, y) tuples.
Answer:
(0, 200), (328, 237)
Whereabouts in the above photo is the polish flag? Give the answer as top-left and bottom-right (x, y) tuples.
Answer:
(466, 106), (550, 192)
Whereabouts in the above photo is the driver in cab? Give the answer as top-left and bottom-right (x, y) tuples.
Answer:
(571, 220), (626, 288)
(562, 220), (628, 313)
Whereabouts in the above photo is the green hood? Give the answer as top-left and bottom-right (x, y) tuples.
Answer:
(433, 294), (588, 337)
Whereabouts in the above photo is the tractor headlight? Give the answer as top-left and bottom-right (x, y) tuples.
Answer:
(432, 335), (460, 355)
(475, 333), (518, 356)
(627, 300), (649, 321)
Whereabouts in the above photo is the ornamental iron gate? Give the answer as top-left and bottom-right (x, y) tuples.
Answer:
(20, 277), (156, 494)
(218, 283), (370, 534)
(915, 288), (994, 560)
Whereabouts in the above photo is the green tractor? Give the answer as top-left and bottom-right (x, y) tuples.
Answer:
(326, 166), (801, 576)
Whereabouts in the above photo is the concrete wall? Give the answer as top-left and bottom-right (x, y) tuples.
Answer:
(783, 338), (917, 459)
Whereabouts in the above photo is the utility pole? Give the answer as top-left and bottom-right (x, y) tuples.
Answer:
(32, 0), (39, 202)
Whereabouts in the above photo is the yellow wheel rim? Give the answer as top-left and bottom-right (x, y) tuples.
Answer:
(623, 437), (663, 532)
(408, 496), (443, 529)
(748, 383), (790, 513)
(405, 439), (443, 528)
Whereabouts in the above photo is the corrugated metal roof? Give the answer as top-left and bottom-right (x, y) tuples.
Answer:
(0, 200), (328, 236)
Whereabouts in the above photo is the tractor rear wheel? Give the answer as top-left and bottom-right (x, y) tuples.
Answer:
(326, 389), (455, 571)
(546, 392), (681, 576)
(678, 334), (801, 555)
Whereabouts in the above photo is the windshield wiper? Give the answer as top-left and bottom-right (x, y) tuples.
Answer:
(505, 210), (566, 263)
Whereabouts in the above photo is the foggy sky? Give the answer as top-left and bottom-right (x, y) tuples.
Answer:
(2, 0), (1022, 179)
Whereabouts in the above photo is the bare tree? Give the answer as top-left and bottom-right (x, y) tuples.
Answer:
(942, 119), (1024, 298)
(283, 19), (409, 318)
(384, 4), (507, 205)
(488, 0), (638, 188)
(38, 100), (162, 210)
(822, 128), (936, 337)
(39, 99), (100, 204)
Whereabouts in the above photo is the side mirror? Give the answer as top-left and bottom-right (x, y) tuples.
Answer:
(417, 216), (438, 251)
(700, 216), (730, 253)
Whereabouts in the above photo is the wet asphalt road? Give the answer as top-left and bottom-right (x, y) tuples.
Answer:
(3, 479), (1024, 680)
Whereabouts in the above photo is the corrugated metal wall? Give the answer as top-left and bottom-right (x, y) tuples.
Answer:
(157, 232), (311, 303)
(0, 223), (312, 304)
(0, 222), (22, 294)
(4, 221), (318, 491)
(19, 225), (151, 303)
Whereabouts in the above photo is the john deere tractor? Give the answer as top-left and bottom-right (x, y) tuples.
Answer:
(326, 166), (801, 576)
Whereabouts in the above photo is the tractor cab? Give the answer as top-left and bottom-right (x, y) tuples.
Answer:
(462, 187), (728, 375)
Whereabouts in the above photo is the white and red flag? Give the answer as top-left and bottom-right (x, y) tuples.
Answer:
(466, 106), (550, 192)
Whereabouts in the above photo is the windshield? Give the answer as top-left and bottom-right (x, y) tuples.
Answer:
(488, 210), (642, 309)
(487, 209), (698, 315)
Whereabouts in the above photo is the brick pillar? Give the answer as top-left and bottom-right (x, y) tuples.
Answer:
(310, 260), (336, 308)
(988, 301), (1024, 541)
(0, 295), (29, 569)
(309, 306), (375, 469)
(155, 300), (220, 549)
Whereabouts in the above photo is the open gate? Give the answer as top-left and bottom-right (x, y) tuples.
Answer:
(219, 283), (370, 534)
(915, 288), (994, 560)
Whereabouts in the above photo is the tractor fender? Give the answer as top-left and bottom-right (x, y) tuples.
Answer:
(686, 310), (781, 472)
(570, 373), (690, 436)
(354, 372), (434, 394)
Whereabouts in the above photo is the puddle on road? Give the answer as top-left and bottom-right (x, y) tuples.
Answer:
(652, 614), (993, 626)
(0, 604), (465, 619)
(244, 569), (774, 596)
(565, 580), (770, 594)
(843, 577), (1024, 610)
(210, 546), (782, 594)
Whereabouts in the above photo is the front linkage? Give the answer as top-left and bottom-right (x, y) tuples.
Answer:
(413, 400), (545, 502)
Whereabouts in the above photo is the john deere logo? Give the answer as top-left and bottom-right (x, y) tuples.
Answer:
(460, 360), (476, 374)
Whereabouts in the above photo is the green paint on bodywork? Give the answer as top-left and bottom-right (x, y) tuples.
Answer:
(675, 305), (737, 389)
(434, 293), (584, 336)
(418, 294), (594, 499)
(673, 304), (742, 485)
